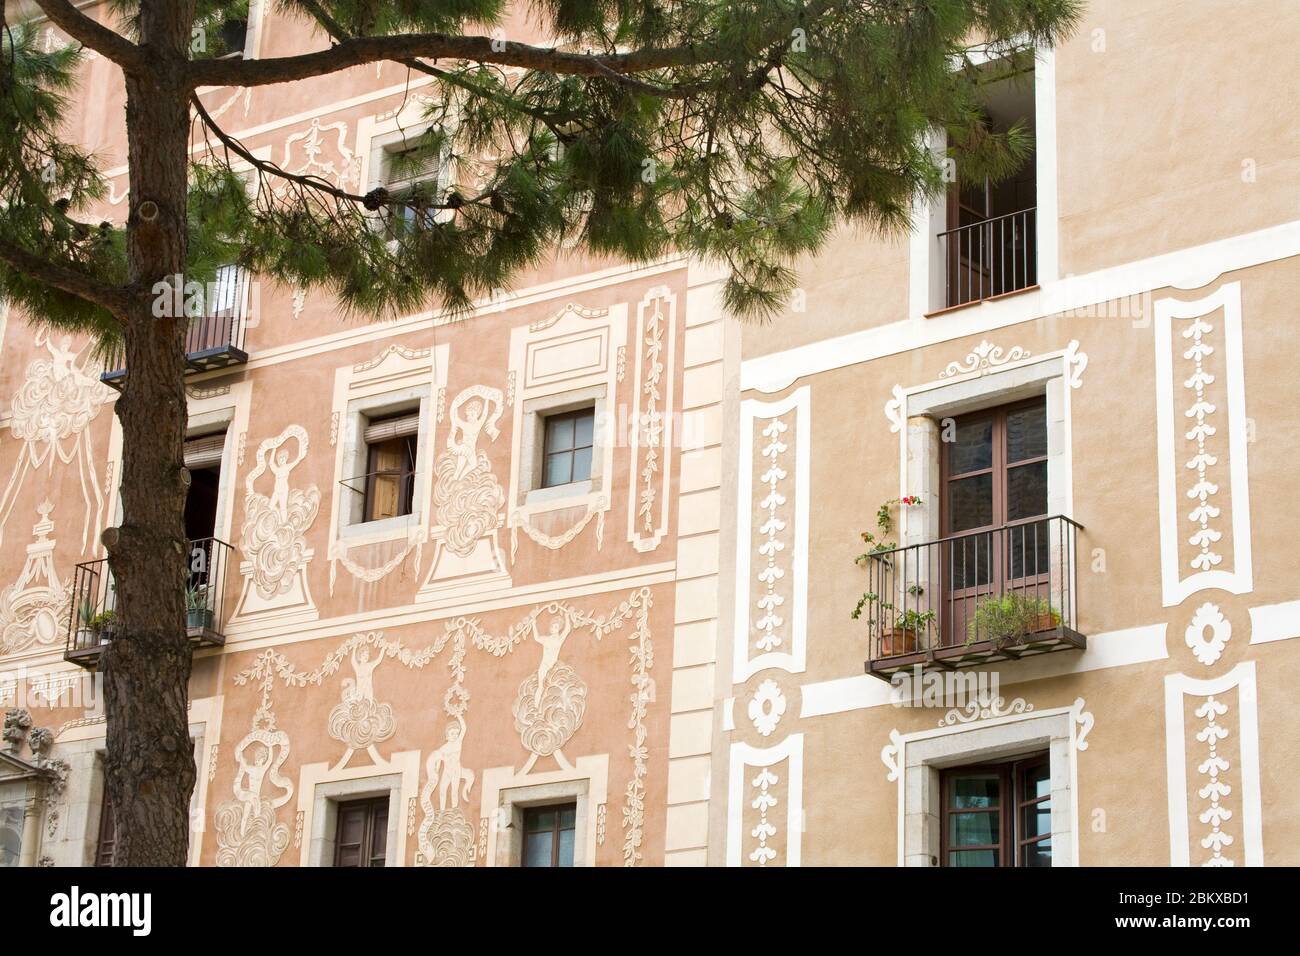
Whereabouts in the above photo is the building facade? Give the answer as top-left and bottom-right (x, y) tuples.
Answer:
(710, 1), (1300, 866)
(3, 1), (1300, 869)
(1, 0), (726, 867)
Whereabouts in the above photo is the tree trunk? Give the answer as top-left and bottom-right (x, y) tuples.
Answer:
(100, 0), (197, 867)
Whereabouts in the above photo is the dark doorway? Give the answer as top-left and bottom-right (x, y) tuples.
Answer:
(184, 464), (221, 543)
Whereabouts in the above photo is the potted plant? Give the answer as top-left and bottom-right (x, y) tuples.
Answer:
(90, 609), (116, 644)
(186, 583), (214, 632)
(75, 600), (98, 648)
(966, 594), (1060, 650)
(853, 496), (927, 656)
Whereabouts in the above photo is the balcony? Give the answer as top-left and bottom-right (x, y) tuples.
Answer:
(861, 515), (1084, 681)
(64, 537), (234, 669)
(938, 207), (1037, 309)
(100, 267), (250, 390)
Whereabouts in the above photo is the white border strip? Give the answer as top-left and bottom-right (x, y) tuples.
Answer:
(732, 387), (811, 683)
(1154, 283), (1253, 606)
(1164, 661), (1264, 866)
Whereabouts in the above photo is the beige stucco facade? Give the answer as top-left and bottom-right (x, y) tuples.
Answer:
(2, 0), (1299, 869)
(712, 2), (1300, 867)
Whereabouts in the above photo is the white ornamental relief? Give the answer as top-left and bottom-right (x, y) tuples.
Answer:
(0, 332), (111, 555)
(748, 767), (779, 865)
(940, 340), (1030, 379)
(1182, 313), (1223, 574)
(1155, 283), (1252, 606)
(214, 725), (295, 868)
(628, 286), (676, 553)
(274, 118), (359, 196)
(433, 385), (506, 557)
(237, 426), (321, 601)
(734, 388), (809, 684)
(1185, 602), (1232, 666)
(326, 638), (397, 770)
(754, 416), (789, 655)
(512, 604), (588, 774)
(938, 695), (1034, 727)
(0, 502), (72, 656)
(747, 679), (787, 737)
(1194, 696), (1234, 866)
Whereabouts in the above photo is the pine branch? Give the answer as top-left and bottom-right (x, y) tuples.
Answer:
(189, 31), (707, 89)
(29, 0), (146, 71)
(0, 235), (129, 317)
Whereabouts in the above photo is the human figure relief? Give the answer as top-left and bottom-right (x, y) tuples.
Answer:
(215, 727), (293, 868)
(326, 638), (396, 769)
(239, 426), (321, 599)
(0, 331), (109, 554)
(531, 604), (574, 707)
(512, 603), (588, 769)
(432, 385), (505, 557)
(425, 716), (475, 811)
(418, 715), (476, 867)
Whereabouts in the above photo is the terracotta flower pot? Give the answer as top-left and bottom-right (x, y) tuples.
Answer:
(879, 626), (920, 657)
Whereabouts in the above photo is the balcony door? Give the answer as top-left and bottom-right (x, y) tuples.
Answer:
(940, 398), (1049, 646)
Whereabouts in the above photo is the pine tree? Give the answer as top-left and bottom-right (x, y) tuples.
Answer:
(0, 0), (1080, 865)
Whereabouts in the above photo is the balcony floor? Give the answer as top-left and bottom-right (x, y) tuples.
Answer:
(865, 625), (1087, 681)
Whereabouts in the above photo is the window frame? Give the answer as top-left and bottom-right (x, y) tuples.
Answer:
(360, 420), (419, 523)
(521, 802), (578, 868)
(939, 751), (1051, 868)
(540, 407), (595, 489)
(332, 795), (390, 868)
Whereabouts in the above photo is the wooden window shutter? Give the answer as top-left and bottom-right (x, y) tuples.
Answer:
(363, 413), (420, 444)
(183, 433), (227, 469)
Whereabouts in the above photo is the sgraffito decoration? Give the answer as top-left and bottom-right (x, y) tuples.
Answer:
(233, 426), (321, 622)
(627, 286), (677, 553)
(0, 502), (72, 656)
(0, 332), (111, 555)
(220, 587), (657, 866)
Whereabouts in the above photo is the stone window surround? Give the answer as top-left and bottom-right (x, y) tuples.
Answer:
(492, 777), (592, 868)
(307, 773), (403, 868)
(516, 383), (608, 509)
(901, 709), (1075, 867)
(337, 384), (431, 540)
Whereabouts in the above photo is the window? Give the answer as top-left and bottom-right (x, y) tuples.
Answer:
(360, 413), (419, 522)
(941, 754), (1051, 867)
(94, 789), (117, 867)
(938, 56), (1039, 308)
(333, 797), (389, 867)
(541, 408), (594, 488)
(522, 803), (576, 867)
(942, 396), (1049, 589)
(379, 135), (446, 240)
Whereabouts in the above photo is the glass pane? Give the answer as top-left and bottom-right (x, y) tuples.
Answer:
(1022, 762), (1051, 801)
(951, 773), (1001, 810)
(1007, 461), (1048, 521)
(543, 452), (571, 488)
(1023, 805), (1053, 841)
(950, 531), (992, 590)
(948, 848), (998, 867)
(546, 416), (574, 452)
(559, 805), (577, 829)
(949, 417), (993, 474)
(1022, 838), (1052, 868)
(948, 473), (993, 532)
(571, 446), (593, 483)
(574, 410), (594, 447)
(950, 811), (1000, 847)
(527, 809), (556, 833)
(557, 827), (575, 867)
(1005, 402), (1047, 463)
(523, 831), (553, 867)
(1007, 519), (1051, 580)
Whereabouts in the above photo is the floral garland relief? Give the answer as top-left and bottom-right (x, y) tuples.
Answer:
(217, 587), (656, 866)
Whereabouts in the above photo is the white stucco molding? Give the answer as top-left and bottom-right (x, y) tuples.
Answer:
(725, 734), (804, 867)
(1164, 662), (1263, 866)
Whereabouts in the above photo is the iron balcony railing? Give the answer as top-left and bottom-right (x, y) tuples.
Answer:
(65, 536), (235, 667)
(860, 515), (1084, 677)
(100, 267), (251, 388)
(938, 207), (1037, 308)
